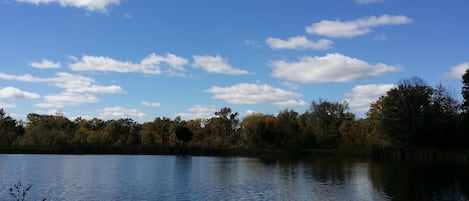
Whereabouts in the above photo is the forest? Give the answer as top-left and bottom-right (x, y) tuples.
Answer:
(1, 69), (469, 157)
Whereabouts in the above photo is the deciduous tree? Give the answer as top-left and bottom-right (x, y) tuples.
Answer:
(380, 77), (433, 147)
(175, 126), (193, 144)
(310, 100), (354, 148)
(0, 109), (24, 146)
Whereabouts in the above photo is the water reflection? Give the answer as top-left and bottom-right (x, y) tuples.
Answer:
(369, 160), (469, 201)
(0, 155), (468, 200)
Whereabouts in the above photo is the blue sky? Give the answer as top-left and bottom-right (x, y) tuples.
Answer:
(0, 0), (468, 122)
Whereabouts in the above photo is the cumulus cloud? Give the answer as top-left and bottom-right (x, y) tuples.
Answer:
(16, 0), (120, 12)
(69, 53), (188, 75)
(51, 72), (123, 94)
(0, 72), (48, 82)
(266, 36), (332, 50)
(36, 92), (97, 108)
(0, 71), (123, 108)
(442, 62), (469, 79)
(273, 99), (307, 107)
(206, 83), (306, 107)
(0, 72), (123, 94)
(270, 53), (402, 83)
(175, 105), (217, 120)
(141, 101), (161, 108)
(355, 0), (384, 4)
(192, 55), (252, 75)
(141, 53), (188, 71)
(306, 15), (412, 38)
(98, 106), (146, 119)
(30, 59), (61, 69)
(344, 84), (396, 114)
(0, 87), (40, 99)
(38, 73), (123, 108)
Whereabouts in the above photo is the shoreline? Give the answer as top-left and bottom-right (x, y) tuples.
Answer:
(0, 145), (467, 162)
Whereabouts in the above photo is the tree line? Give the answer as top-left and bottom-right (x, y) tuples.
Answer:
(1, 69), (469, 154)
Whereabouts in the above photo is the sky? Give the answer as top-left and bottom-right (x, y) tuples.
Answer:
(0, 0), (468, 122)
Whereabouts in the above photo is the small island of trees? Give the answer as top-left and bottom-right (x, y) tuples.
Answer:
(1, 69), (469, 159)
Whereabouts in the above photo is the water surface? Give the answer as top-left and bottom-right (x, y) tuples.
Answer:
(0, 154), (467, 200)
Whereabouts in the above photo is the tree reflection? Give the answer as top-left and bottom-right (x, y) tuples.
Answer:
(369, 161), (469, 201)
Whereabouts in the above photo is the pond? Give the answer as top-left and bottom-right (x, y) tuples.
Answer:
(0, 154), (468, 200)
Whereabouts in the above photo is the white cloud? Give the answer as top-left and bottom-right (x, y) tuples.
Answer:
(36, 73), (123, 108)
(16, 0), (120, 12)
(0, 87), (40, 99)
(51, 72), (123, 94)
(270, 53), (402, 83)
(0, 72), (124, 94)
(344, 84), (396, 114)
(141, 101), (161, 108)
(175, 105), (217, 120)
(443, 62), (469, 79)
(36, 92), (97, 108)
(141, 53), (188, 71)
(266, 36), (332, 50)
(0, 72), (48, 82)
(306, 15), (412, 38)
(206, 83), (306, 107)
(192, 55), (252, 75)
(0, 71), (123, 108)
(69, 53), (188, 75)
(30, 59), (61, 69)
(244, 110), (258, 116)
(273, 99), (307, 107)
(98, 106), (146, 119)
(355, 0), (384, 4)
(0, 86), (37, 110)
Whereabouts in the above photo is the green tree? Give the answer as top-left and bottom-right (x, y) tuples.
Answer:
(72, 117), (107, 144)
(139, 122), (158, 145)
(0, 109), (24, 146)
(240, 113), (276, 148)
(175, 126), (193, 144)
(71, 118), (90, 144)
(380, 77), (433, 147)
(185, 119), (204, 146)
(309, 100), (354, 148)
(297, 111), (316, 148)
(20, 113), (75, 146)
(340, 99), (390, 150)
(363, 99), (391, 148)
(154, 117), (171, 146)
(206, 107), (240, 147)
(102, 119), (141, 146)
(275, 109), (301, 148)
(426, 84), (460, 147)
(460, 69), (469, 147)
(462, 68), (469, 113)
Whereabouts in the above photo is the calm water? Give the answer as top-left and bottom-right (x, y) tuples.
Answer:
(0, 154), (468, 201)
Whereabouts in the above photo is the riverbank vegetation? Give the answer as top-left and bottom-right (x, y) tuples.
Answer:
(1, 70), (469, 160)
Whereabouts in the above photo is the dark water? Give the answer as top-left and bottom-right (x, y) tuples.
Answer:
(0, 155), (467, 201)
